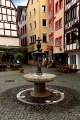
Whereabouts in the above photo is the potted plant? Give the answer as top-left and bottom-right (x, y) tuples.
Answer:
(19, 67), (24, 73)
(15, 52), (24, 73)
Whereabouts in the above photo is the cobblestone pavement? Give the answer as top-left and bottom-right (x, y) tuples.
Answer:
(0, 65), (80, 120)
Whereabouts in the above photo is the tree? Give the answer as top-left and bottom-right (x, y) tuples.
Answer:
(15, 52), (24, 63)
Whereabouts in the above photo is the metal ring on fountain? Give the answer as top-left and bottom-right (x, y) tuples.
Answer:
(17, 88), (65, 105)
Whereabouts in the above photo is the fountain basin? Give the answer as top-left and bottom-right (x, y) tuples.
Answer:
(23, 73), (56, 97)
(23, 73), (55, 83)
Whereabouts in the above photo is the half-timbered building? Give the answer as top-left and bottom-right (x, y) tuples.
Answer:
(0, 0), (19, 47)
(65, 0), (80, 70)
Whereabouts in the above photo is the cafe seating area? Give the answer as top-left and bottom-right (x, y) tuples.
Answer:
(0, 62), (22, 71)
(55, 64), (77, 73)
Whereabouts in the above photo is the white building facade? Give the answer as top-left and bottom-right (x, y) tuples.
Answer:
(65, 0), (80, 70)
(18, 8), (27, 47)
(0, 0), (19, 47)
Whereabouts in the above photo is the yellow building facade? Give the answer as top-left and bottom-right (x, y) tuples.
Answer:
(27, 0), (49, 65)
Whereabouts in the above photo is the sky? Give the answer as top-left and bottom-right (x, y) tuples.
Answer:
(12, 0), (28, 7)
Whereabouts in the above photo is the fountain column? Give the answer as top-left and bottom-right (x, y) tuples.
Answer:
(31, 83), (51, 97)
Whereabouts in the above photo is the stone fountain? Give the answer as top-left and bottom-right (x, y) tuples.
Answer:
(17, 38), (64, 105)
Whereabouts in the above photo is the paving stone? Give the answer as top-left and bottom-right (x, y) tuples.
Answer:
(0, 65), (80, 119)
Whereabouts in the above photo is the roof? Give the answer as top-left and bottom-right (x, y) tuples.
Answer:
(17, 6), (26, 22)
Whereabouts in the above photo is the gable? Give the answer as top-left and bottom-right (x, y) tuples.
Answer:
(0, 0), (16, 10)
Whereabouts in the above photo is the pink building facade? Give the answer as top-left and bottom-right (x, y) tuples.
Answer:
(48, 0), (54, 62)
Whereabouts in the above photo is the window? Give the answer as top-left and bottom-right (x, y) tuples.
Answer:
(49, 23), (53, 33)
(24, 37), (27, 46)
(65, 7), (76, 22)
(71, 7), (76, 19)
(34, 21), (36, 28)
(55, 37), (62, 46)
(34, 35), (36, 42)
(55, 21), (58, 30)
(30, 23), (32, 30)
(21, 38), (27, 46)
(71, 31), (76, 43)
(25, 15), (26, 20)
(21, 39), (23, 46)
(66, 32), (70, 44)
(66, 0), (71, 5)
(42, 5), (46, 12)
(49, 38), (53, 46)
(33, 8), (36, 15)
(29, 11), (31, 18)
(59, 0), (63, 9)
(55, 2), (58, 13)
(55, 38), (58, 46)
(31, 0), (33, 4)
(25, 25), (26, 33)
(30, 35), (36, 43)
(30, 36), (32, 43)
(23, 27), (24, 34)
(59, 18), (62, 28)
(65, 12), (69, 22)
(59, 36), (62, 46)
(42, 19), (47, 26)
(70, 55), (76, 64)
(49, 10), (52, 18)
(22, 15), (24, 21)
(43, 34), (47, 42)
(21, 28), (22, 35)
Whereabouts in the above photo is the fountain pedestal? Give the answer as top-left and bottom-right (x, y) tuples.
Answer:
(31, 83), (51, 97)
(23, 73), (55, 97)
